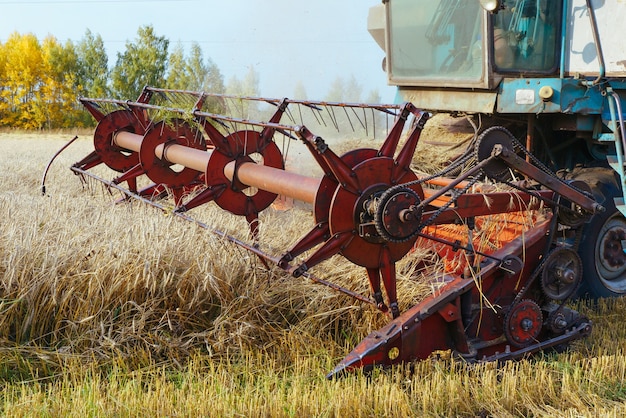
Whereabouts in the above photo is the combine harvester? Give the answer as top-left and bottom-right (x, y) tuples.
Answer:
(49, 0), (626, 377)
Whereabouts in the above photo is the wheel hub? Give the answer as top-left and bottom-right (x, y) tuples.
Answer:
(541, 247), (582, 301)
(597, 217), (626, 282)
(600, 229), (626, 270)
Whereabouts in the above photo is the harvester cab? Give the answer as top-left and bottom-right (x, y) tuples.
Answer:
(369, 0), (626, 299)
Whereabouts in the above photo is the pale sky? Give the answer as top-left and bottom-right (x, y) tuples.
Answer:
(0, 0), (396, 102)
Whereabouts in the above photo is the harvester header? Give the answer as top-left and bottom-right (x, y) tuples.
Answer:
(47, 85), (604, 377)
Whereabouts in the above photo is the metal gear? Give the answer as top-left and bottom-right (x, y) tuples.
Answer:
(504, 299), (543, 348)
(474, 126), (516, 181)
(541, 247), (582, 301)
(374, 186), (423, 243)
(544, 304), (586, 334)
(545, 309), (569, 334)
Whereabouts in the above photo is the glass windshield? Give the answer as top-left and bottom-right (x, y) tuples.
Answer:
(388, 0), (485, 84)
(492, 0), (561, 72)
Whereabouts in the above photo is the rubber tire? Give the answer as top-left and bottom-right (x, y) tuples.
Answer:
(568, 167), (626, 298)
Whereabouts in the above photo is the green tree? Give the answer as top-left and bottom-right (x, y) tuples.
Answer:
(323, 75), (369, 137)
(226, 66), (260, 97)
(344, 75), (363, 103)
(39, 36), (83, 128)
(202, 51), (224, 94)
(111, 25), (169, 99)
(325, 76), (346, 102)
(166, 42), (224, 93)
(165, 42), (187, 91)
(365, 89), (381, 104)
(166, 42), (224, 113)
(225, 75), (242, 96)
(325, 75), (363, 103)
(225, 66), (261, 118)
(293, 80), (307, 100)
(76, 29), (109, 99)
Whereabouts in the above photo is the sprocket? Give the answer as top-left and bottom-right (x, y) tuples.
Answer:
(504, 299), (543, 348)
(474, 126), (516, 181)
(374, 186), (423, 243)
(541, 247), (582, 301)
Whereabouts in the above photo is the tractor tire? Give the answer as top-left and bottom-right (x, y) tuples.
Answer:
(568, 167), (626, 298)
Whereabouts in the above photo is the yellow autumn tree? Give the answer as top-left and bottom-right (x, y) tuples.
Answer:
(0, 32), (84, 129)
(0, 41), (7, 124)
(0, 32), (45, 128)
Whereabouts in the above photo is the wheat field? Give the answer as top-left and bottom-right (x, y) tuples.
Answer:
(2, 129), (626, 417)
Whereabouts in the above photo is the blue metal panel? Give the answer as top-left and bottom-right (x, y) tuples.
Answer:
(497, 78), (605, 115)
(560, 80), (604, 115)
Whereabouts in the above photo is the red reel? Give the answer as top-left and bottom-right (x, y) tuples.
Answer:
(207, 130), (284, 216)
(312, 148), (379, 224)
(140, 119), (207, 188)
(328, 155), (423, 269)
(93, 110), (146, 173)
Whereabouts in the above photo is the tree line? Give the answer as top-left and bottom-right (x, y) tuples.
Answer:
(0, 25), (379, 130)
(0, 26), (233, 130)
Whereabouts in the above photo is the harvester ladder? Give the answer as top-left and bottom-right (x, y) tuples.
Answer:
(601, 87), (626, 217)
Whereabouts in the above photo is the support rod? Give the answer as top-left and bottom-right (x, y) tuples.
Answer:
(113, 130), (321, 204)
(223, 162), (319, 204)
(114, 131), (209, 172)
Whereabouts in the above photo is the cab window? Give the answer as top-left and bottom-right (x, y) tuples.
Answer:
(492, 0), (562, 73)
(388, 0), (485, 84)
